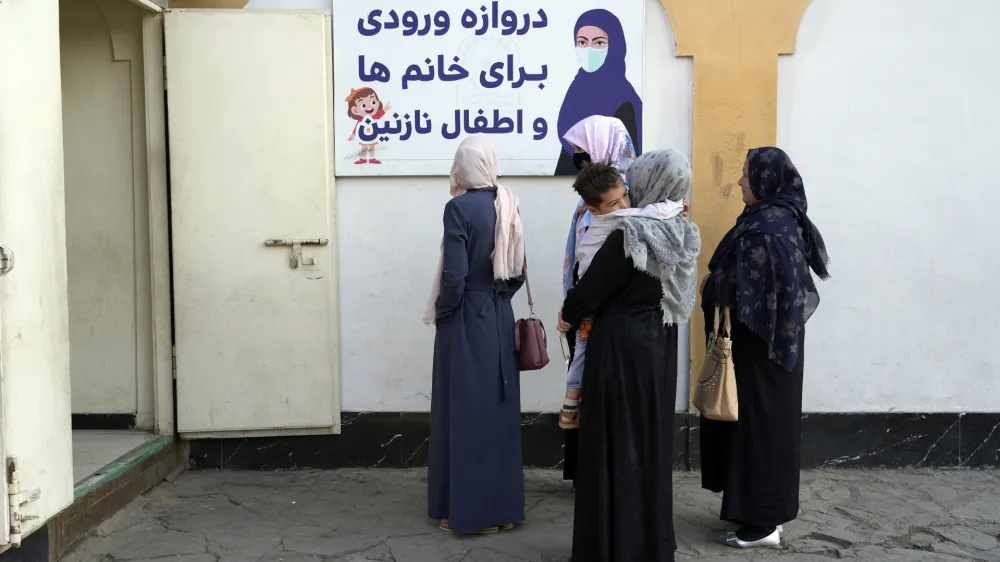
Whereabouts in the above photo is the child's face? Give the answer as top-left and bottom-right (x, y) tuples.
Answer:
(349, 94), (381, 119)
(588, 179), (630, 215)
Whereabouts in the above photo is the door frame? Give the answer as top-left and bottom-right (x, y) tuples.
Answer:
(71, 0), (173, 435)
(133, 0), (176, 436)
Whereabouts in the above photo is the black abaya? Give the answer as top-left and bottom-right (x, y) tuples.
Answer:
(562, 230), (677, 562)
(699, 299), (805, 527)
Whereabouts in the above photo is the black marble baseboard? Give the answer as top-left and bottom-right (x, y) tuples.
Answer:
(72, 413), (136, 430)
(688, 412), (1000, 469)
(188, 413), (568, 471)
(186, 412), (1000, 471)
(0, 523), (49, 562)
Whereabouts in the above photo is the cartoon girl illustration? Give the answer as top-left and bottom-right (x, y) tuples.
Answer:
(346, 87), (391, 165)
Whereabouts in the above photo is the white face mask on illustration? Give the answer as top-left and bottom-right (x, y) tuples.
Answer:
(575, 47), (608, 73)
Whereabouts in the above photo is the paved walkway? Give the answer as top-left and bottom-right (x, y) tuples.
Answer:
(63, 469), (1000, 561)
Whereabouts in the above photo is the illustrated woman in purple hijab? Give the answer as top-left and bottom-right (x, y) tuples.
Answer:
(554, 9), (643, 176)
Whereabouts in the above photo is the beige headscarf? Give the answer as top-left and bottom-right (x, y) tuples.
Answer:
(423, 135), (525, 325)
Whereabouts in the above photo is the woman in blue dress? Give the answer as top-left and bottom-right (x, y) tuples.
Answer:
(424, 135), (527, 534)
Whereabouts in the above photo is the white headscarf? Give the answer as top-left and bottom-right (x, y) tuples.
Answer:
(423, 135), (525, 325)
(562, 115), (635, 179)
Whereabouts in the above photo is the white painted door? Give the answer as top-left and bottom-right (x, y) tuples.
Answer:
(165, 10), (340, 437)
(0, 0), (76, 549)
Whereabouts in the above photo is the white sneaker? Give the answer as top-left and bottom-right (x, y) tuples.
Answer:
(724, 528), (781, 549)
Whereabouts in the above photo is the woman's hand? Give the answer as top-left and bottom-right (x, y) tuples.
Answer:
(682, 198), (690, 218)
(557, 311), (571, 333)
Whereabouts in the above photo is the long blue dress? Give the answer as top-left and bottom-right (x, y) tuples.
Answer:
(428, 188), (525, 533)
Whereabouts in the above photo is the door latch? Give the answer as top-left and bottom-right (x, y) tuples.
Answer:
(0, 246), (13, 277)
(264, 238), (328, 269)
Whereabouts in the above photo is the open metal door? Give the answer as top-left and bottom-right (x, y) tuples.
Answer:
(165, 10), (340, 438)
(0, 0), (76, 550)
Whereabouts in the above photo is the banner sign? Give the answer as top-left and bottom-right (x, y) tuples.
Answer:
(332, 0), (645, 176)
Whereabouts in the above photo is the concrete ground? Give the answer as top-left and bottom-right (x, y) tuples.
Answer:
(62, 469), (1000, 562)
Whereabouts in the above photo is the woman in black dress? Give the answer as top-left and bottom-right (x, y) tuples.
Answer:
(699, 147), (830, 549)
(560, 149), (701, 562)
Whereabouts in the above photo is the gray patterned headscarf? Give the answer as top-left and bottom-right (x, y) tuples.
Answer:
(616, 149), (702, 324)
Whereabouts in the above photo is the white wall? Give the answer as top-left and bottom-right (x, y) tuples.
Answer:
(209, 0), (1000, 414)
(338, 2), (693, 412)
(779, 0), (1000, 412)
(242, 0), (692, 412)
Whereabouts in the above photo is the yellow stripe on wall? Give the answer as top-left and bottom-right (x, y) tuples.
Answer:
(657, 0), (814, 410)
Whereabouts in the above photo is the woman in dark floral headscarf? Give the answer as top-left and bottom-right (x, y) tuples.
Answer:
(699, 147), (829, 549)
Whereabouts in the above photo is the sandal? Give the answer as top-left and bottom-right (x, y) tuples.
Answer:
(439, 520), (499, 534)
(559, 407), (579, 429)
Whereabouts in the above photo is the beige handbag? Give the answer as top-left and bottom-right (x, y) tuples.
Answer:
(694, 307), (739, 422)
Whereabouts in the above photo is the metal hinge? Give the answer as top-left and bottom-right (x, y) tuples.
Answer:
(171, 345), (177, 379)
(7, 457), (41, 548)
(162, 55), (168, 91)
(0, 245), (13, 277)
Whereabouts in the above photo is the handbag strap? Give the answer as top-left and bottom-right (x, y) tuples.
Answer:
(523, 257), (535, 316)
(712, 307), (733, 337)
(720, 307), (732, 337)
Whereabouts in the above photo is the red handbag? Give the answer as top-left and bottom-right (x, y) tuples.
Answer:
(514, 259), (550, 371)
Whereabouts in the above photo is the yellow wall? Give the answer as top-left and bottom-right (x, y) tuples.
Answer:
(658, 0), (812, 408)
